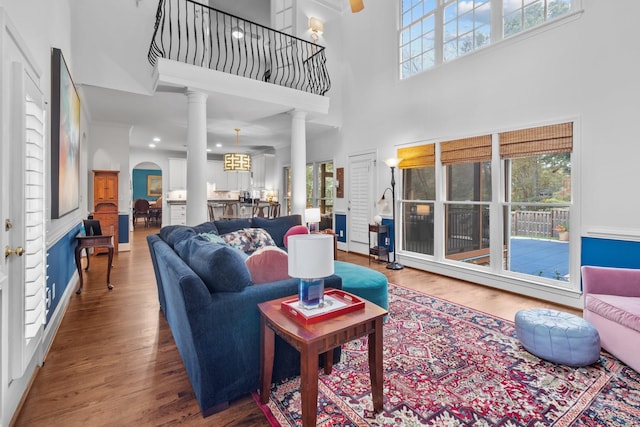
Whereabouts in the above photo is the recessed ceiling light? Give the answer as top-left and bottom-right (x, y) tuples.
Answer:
(206, 148), (212, 152)
(215, 143), (222, 148)
(153, 137), (161, 142)
(148, 143), (156, 148)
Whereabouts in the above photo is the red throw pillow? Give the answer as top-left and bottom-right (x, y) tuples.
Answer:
(245, 246), (290, 284)
(283, 225), (309, 248)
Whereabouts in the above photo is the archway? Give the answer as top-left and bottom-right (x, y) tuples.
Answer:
(132, 161), (162, 228)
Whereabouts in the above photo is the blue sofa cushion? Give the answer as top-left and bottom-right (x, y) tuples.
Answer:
(163, 226), (197, 249)
(176, 237), (252, 293)
(252, 215), (302, 248)
(214, 218), (252, 235)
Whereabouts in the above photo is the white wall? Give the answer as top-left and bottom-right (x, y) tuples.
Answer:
(313, 0), (640, 238)
(88, 122), (132, 216)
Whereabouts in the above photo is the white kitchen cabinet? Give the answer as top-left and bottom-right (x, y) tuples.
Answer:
(169, 203), (187, 225)
(207, 160), (227, 190)
(251, 153), (275, 190)
(169, 158), (187, 190)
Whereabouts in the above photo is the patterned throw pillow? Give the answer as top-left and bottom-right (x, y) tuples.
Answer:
(245, 246), (290, 284)
(221, 230), (253, 253)
(221, 228), (276, 254)
(244, 228), (276, 253)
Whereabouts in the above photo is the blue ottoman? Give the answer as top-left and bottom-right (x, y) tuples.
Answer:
(333, 261), (388, 310)
(515, 308), (601, 367)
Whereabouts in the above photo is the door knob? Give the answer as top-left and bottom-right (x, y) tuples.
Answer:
(5, 246), (24, 258)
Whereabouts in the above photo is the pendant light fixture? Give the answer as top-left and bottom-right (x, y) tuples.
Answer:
(224, 128), (251, 172)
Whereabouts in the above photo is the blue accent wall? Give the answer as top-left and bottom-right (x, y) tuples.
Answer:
(119, 214), (129, 244)
(335, 214), (347, 243)
(581, 237), (640, 270)
(132, 168), (161, 202)
(46, 225), (81, 324)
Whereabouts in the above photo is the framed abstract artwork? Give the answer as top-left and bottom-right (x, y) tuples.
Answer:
(147, 175), (162, 197)
(50, 47), (80, 219)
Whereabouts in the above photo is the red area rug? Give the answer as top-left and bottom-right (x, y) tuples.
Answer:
(254, 283), (640, 426)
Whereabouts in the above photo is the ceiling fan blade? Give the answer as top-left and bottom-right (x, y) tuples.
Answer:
(350, 0), (364, 13)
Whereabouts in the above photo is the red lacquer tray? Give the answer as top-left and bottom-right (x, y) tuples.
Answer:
(281, 289), (365, 325)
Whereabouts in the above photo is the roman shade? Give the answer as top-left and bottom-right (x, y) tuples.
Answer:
(440, 135), (492, 165)
(499, 122), (573, 159)
(398, 144), (435, 169)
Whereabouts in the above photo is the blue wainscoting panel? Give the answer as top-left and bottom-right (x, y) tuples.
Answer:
(119, 214), (129, 244)
(581, 237), (640, 270)
(335, 214), (347, 243)
(46, 225), (81, 324)
(381, 218), (395, 253)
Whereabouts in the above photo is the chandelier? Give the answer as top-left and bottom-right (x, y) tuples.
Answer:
(224, 128), (251, 172)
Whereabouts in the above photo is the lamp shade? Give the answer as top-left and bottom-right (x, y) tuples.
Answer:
(223, 153), (252, 171)
(385, 157), (402, 168)
(304, 207), (321, 224)
(288, 234), (334, 279)
(309, 17), (324, 34)
(416, 204), (431, 215)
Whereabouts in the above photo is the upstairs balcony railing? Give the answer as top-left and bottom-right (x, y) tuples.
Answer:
(148, 0), (331, 96)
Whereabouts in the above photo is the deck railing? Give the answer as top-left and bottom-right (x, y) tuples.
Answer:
(148, 0), (331, 96)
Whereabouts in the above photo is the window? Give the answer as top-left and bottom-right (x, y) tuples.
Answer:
(399, 122), (573, 287)
(399, 144), (436, 255)
(399, 0), (574, 79)
(443, 0), (491, 62)
(307, 161), (334, 229)
(500, 122), (572, 281)
(441, 134), (492, 265)
(504, 0), (572, 38)
(400, 0), (436, 79)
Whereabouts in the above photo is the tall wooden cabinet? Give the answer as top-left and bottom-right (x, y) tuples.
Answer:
(92, 170), (119, 253)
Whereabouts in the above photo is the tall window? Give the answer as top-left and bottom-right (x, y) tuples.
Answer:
(500, 122), (572, 281)
(399, 0), (574, 79)
(400, 144), (436, 255)
(442, 135), (492, 265)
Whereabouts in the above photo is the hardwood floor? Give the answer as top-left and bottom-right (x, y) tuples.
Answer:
(12, 226), (581, 426)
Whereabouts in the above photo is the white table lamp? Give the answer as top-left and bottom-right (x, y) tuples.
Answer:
(288, 234), (334, 309)
(304, 207), (321, 232)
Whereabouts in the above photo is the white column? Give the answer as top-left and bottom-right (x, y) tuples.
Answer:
(290, 110), (307, 217)
(185, 90), (208, 225)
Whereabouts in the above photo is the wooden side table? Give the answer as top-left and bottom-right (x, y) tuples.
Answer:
(258, 294), (387, 427)
(75, 234), (114, 294)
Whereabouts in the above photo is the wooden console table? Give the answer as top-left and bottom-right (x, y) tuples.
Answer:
(75, 233), (114, 294)
(258, 294), (387, 427)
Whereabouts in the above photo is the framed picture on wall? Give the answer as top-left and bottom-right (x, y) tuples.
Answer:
(50, 47), (81, 219)
(147, 175), (162, 197)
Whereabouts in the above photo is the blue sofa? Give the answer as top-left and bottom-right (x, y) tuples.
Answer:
(147, 215), (343, 416)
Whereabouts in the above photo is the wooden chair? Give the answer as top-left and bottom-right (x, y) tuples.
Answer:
(133, 199), (150, 228)
(208, 203), (215, 221)
(223, 202), (237, 219)
(268, 202), (280, 218)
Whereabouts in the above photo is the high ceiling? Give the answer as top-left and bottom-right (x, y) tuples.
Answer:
(79, 83), (334, 157)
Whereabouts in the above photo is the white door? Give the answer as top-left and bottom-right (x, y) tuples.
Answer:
(1, 14), (46, 424)
(347, 152), (376, 255)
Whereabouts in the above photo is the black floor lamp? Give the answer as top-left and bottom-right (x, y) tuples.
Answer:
(384, 158), (403, 270)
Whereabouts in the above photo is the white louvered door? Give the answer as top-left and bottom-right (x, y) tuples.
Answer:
(348, 153), (376, 254)
(7, 61), (45, 382)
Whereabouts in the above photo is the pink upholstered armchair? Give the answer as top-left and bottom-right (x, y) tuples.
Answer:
(581, 265), (640, 372)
